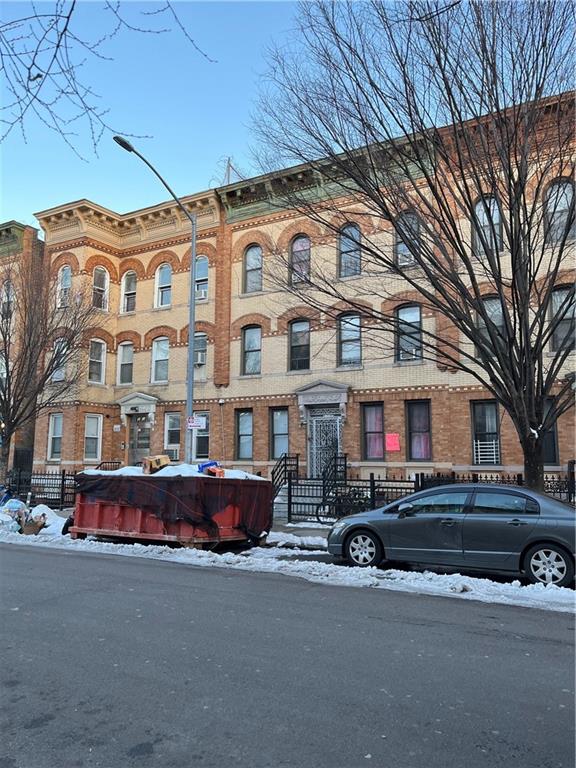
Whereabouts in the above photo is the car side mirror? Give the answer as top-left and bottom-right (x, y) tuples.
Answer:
(398, 502), (414, 518)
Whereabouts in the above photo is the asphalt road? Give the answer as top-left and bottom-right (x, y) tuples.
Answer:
(0, 544), (574, 768)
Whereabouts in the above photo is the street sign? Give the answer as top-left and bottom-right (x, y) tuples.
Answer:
(186, 416), (206, 430)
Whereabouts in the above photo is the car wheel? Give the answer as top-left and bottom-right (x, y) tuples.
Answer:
(345, 530), (382, 568)
(524, 544), (574, 588)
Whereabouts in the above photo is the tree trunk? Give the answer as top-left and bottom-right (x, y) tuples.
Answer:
(0, 439), (11, 484)
(522, 439), (545, 491)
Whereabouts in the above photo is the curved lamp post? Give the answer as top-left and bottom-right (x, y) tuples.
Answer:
(113, 136), (197, 464)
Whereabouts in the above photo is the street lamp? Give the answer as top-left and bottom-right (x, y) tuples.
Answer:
(113, 136), (197, 464)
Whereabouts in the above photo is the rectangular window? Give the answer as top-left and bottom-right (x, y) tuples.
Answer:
(51, 338), (67, 382)
(88, 340), (106, 384)
(48, 413), (63, 460)
(194, 333), (207, 366)
(338, 314), (361, 366)
(270, 408), (289, 459)
(122, 272), (137, 313)
(92, 267), (108, 310)
(236, 409), (253, 459)
(406, 400), (431, 460)
(542, 400), (558, 465)
(151, 338), (169, 383)
(163, 412), (181, 461)
(472, 401), (500, 465)
(289, 321), (310, 371)
(84, 414), (103, 461)
(193, 411), (210, 460)
(242, 327), (261, 375)
(551, 288), (575, 352)
(118, 343), (133, 384)
(362, 403), (384, 460)
(396, 305), (422, 361)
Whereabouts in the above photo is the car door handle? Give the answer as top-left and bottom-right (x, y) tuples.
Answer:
(440, 518), (456, 526)
(506, 519), (528, 526)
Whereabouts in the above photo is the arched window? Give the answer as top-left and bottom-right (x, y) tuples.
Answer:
(337, 314), (361, 366)
(88, 339), (106, 384)
(289, 235), (310, 285)
(151, 337), (169, 382)
(92, 267), (109, 310)
(289, 319), (310, 371)
(155, 263), (172, 307)
(395, 304), (422, 361)
(339, 224), (361, 277)
(117, 342), (134, 384)
(241, 326), (262, 375)
(545, 180), (575, 244)
(472, 197), (502, 257)
(194, 332), (208, 366)
(121, 271), (137, 313)
(195, 256), (209, 300)
(395, 212), (421, 266)
(58, 266), (72, 308)
(550, 286), (575, 352)
(243, 245), (262, 293)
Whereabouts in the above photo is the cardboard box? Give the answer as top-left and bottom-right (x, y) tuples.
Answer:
(142, 455), (171, 475)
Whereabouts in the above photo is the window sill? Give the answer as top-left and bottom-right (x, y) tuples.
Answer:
(195, 297), (209, 304)
(239, 291), (264, 298)
(115, 383), (133, 388)
(87, 381), (107, 387)
(119, 310), (136, 316)
(150, 381), (169, 386)
(335, 364), (363, 371)
(338, 273), (362, 281)
(152, 305), (171, 312)
(83, 459), (100, 464)
(239, 374), (262, 379)
(286, 368), (311, 374)
(393, 358), (424, 367)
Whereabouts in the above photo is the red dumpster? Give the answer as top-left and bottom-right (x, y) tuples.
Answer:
(69, 471), (273, 547)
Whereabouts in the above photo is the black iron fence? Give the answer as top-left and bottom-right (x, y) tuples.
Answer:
(5, 469), (77, 509)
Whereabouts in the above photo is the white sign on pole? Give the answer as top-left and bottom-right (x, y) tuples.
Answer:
(186, 416), (206, 430)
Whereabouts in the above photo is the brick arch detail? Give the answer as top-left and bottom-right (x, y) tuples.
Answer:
(82, 327), (116, 351)
(275, 220), (323, 254)
(181, 241), (218, 270)
(277, 306), (321, 334)
(115, 330), (142, 351)
(118, 258), (146, 280)
(381, 290), (423, 316)
(231, 231), (271, 264)
(180, 321), (216, 345)
(83, 255), (119, 283)
(145, 251), (181, 279)
(326, 210), (379, 236)
(230, 313), (272, 339)
(143, 325), (178, 349)
(51, 252), (80, 277)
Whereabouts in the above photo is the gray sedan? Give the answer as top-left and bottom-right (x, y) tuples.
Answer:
(327, 484), (576, 588)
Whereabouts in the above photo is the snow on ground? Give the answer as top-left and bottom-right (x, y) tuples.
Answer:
(0, 519), (574, 613)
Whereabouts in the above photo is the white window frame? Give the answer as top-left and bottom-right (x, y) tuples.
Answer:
(58, 265), (72, 308)
(164, 412), (181, 461)
(192, 410), (210, 460)
(121, 270), (137, 313)
(92, 267), (109, 311)
(154, 263), (172, 308)
(51, 338), (68, 382)
(47, 413), (63, 460)
(84, 414), (103, 462)
(195, 256), (209, 300)
(151, 337), (169, 383)
(117, 342), (134, 385)
(88, 339), (106, 384)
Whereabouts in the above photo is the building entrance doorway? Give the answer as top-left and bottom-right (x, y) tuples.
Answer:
(308, 409), (342, 477)
(128, 414), (150, 465)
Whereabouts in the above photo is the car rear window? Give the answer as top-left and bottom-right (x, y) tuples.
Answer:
(473, 492), (539, 515)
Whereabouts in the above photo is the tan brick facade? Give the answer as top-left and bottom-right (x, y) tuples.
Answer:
(31, 174), (575, 479)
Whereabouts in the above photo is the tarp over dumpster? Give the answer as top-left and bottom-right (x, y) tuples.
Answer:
(75, 472), (273, 541)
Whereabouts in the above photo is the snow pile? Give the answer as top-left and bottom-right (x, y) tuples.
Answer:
(267, 531), (328, 549)
(0, 511), (19, 533)
(0, 523), (574, 613)
(82, 463), (265, 481)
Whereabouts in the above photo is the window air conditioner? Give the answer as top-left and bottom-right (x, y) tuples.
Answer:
(165, 447), (180, 461)
(194, 351), (207, 366)
(196, 287), (208, 300)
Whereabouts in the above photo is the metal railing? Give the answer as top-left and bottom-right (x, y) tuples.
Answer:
(271, 453), (300, 497)
(5, 469), (77, 509)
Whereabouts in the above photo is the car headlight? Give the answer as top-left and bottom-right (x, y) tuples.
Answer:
(330, 520), (349, 533)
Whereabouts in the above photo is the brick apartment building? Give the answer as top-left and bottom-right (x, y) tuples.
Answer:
(0, 222), (46, 474)
(29, 149), (575, 480)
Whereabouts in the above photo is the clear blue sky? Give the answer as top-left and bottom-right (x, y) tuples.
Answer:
(1, 1), (298, 229)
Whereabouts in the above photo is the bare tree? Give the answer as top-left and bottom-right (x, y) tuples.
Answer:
(0, 253), (98, 478)
(254, 0), (575, 489)
(0, 1), (214, 153)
